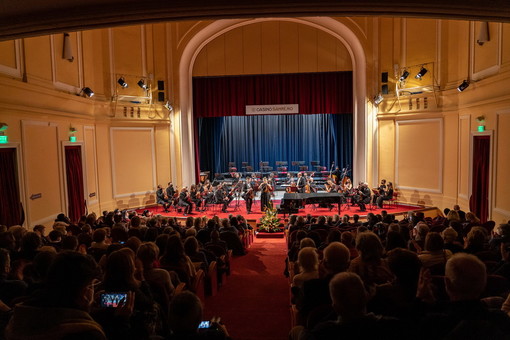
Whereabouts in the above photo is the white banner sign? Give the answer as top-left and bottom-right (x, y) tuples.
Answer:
(246, 104), (299, 115)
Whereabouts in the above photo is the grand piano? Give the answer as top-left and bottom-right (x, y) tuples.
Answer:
(277, 192), (344, 216)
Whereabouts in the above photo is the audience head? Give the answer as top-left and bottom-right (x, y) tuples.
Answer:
(184, 236), (200, 255)
(137, 242), (160, 267)
(299, 237), (316, 249)
(386, 248), (421, 286)
(104, 248), (137, 290)
(329, 272), (367, 319)
(445, 253), (486, 301)
(61, 235), (79, 251)
(424, 232), (444, 252)
(442, 227), (458, 243)
(169, 291), (203, 335)
(356, 232), (384, 263)
(44, 251), (100, 310)
(495, 223), (510, 238)
(340, 231), (355, 248)
(21, 232), (42, 252)
(326, 229), (341, 244)
(323, 242), (350, 274)
(48, 230), (62, 243)
(414, 223), (429, 240)
(297, 247), (319, 273)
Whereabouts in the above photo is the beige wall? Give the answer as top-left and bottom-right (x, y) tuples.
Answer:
(0, 17), (510, 227)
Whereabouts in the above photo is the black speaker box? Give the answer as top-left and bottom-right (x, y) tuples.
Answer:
(382, 84), (389, 94)
(157, 80), (165, 91)
(157, 92), (165, 102)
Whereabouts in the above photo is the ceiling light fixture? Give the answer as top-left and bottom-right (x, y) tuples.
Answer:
(399, 70), (410, 81)
(415, 67), (428, 79)
(457, 80), (470, 92)
(117, 77), (128, 88)
(137, 79), (148, 90)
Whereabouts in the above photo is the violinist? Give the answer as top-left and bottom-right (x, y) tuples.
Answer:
(286, 181), (298, 193)
(376, 181), (393, 209)
(190, 184), (203, 212)
(178, 187), (192, 215)
(372, 179), (387, 205)
(165, 182), (175, 200)
(214, 183), (230, 213)
(324, 179), (337, 192)
(350, 181), (364, 206)
(357, 182), (372, 212)
(156, 184), (170, 212)
(297, 172), (306, 193)
(242, 176), (254, 214)
(305, 175), (317, 193)
(259, 177), (273, 212)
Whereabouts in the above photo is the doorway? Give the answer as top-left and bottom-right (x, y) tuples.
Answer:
(64, 145), (85, 223)
(469, 135), (491, 223)
(0, 147), (23, 226)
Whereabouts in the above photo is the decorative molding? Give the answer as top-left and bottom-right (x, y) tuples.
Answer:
(21, 120), (63, 227)
(395, 118), (443, 194)
(470, 22), (502, 81)
(494, 207), (510, 219)
(0, 39), (22, 78)
(494, 110), (510, 215)
(83, 125), (99, 206)
(458, 114), (470, 200)
(109, 127), (156, 199)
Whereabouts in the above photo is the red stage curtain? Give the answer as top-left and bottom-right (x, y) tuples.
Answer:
(469, 135), (490, 223)
(192, 71), (353, 117)
(0, 148), (23, 227)
(65, 146), (85, 223)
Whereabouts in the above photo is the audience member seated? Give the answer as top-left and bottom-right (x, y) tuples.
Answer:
(368, 248), (423, 319)
(348, 232), (393, 289)
(168, 291), (231, 339)
(292, 247), (319, 289)
(6, 251), (107, 339)
(420, 253), (510, 339)
(418, 232), (452, 275)
(309, 216), (328, 231)
(0, 248), (27, 307)
(464, 226), (488, 254)
(408, 222), (429, 253)
(442, 227), (464, 254)
(98, 248), (162, 339)
(384, 224), (407, 252)
(160, 235), (196, 287)
(205, 230), (228, 255)
(299, 272), (405, 340)
(340, 231), (358, 260)
(184, 236), (209, 272)
(490, 223), (510, 254)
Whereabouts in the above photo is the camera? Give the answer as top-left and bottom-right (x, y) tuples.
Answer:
(198, 321), (210, 329)
(100, 292), (127, 308)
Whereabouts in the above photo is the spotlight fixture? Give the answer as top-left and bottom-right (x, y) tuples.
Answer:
(415, 67), (428, 79)
(137, 79), (148, 90)
(374, 94), (384, 106)
(164, 101), (173, 112)
(399, 70), (410, 82)
(117, 77), (128, 88)
(79, 87), (94, 98)
(457, 80), (470, 92)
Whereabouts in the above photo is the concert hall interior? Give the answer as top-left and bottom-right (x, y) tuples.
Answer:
(2, 2), (510, 340)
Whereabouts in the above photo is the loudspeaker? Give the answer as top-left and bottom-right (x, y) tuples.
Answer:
(382, 84), (389, 94)
(381, 72), (388, 83)
(157, 92), (165, 102)
(157, 80), (165, 91)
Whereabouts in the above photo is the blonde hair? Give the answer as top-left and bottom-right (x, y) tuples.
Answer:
(297, 247), (319, 272)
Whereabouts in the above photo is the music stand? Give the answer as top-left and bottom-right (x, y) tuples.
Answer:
(311, 161), (320, 166)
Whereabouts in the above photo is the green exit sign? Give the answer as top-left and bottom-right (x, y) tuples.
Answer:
(69, 136), (77, 142)
(0, 135), (7, 143)
(477, 125), (485, 132)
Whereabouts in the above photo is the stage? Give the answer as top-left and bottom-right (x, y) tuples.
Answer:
(136, 191), (425, 223)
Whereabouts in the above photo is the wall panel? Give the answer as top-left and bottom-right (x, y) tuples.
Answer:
(396, 119), (443, 193)
(52, 33), (80, 87)
(84, 126), (99, 205)
(110, 127), (156, 198)
(458, 116), (470, 199)
(0, 40), (17, 69)
(495, 112), (510, 215)
(378, 119), (395, 183)
(22, 121), (62, 225)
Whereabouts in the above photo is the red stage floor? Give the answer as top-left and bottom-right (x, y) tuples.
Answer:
(136, 199), (422, 222)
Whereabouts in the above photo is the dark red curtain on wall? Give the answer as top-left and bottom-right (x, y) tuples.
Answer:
(469, 135), (490, 223)
(192, 71), (353, 117)
(0, 148), (23, 227)
(65, 146), (85, 223)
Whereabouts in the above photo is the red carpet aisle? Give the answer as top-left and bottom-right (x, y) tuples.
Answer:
(203, 237), (291, 340)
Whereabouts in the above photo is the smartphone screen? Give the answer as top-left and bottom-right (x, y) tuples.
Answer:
(100, 293), (127, 308)
(198, 321), (210, 329)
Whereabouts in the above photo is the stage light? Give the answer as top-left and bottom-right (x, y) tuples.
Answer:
(79, 87), (94, 98)
(164, 101), (173, 111)
(117, 77), (128, 88)
(415, 67), (428, 79)
(457, 80), (470, 92)
(477, 22), (490, 46)
(62, 33), (74, 62)
(374, 94), (384, 106)
(399, 70), (409, 81)
(137, 79), (148, 90)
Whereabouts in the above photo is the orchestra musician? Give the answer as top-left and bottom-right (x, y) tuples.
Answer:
(259, 177), (273, 212)
(373, 179), (387, 204)
(331, 166), (342, 185)
(214, 183), (230, 213)
(304, 175), (317, 193)
(190, 184), (203, 212)
(324, 179), (337, 192)
(286, 181), (298, 193)
(357, 182), (372, 212)
(165, 182), (175, 200)
(242, 176), (254, 213)
(350, 181), (365, 207)
(178, 187), (192, 215)
(376, 181), (394, 209)
(296, 172), (306, 193)
(232, 172), (241, 187)
(156, 185), (170, 212)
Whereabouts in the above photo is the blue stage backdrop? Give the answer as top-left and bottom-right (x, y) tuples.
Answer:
(197, 113), (352, 175)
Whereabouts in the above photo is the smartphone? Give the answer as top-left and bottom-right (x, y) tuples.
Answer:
(198, 321), (210, 329)
(100, 292), (127, 308)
